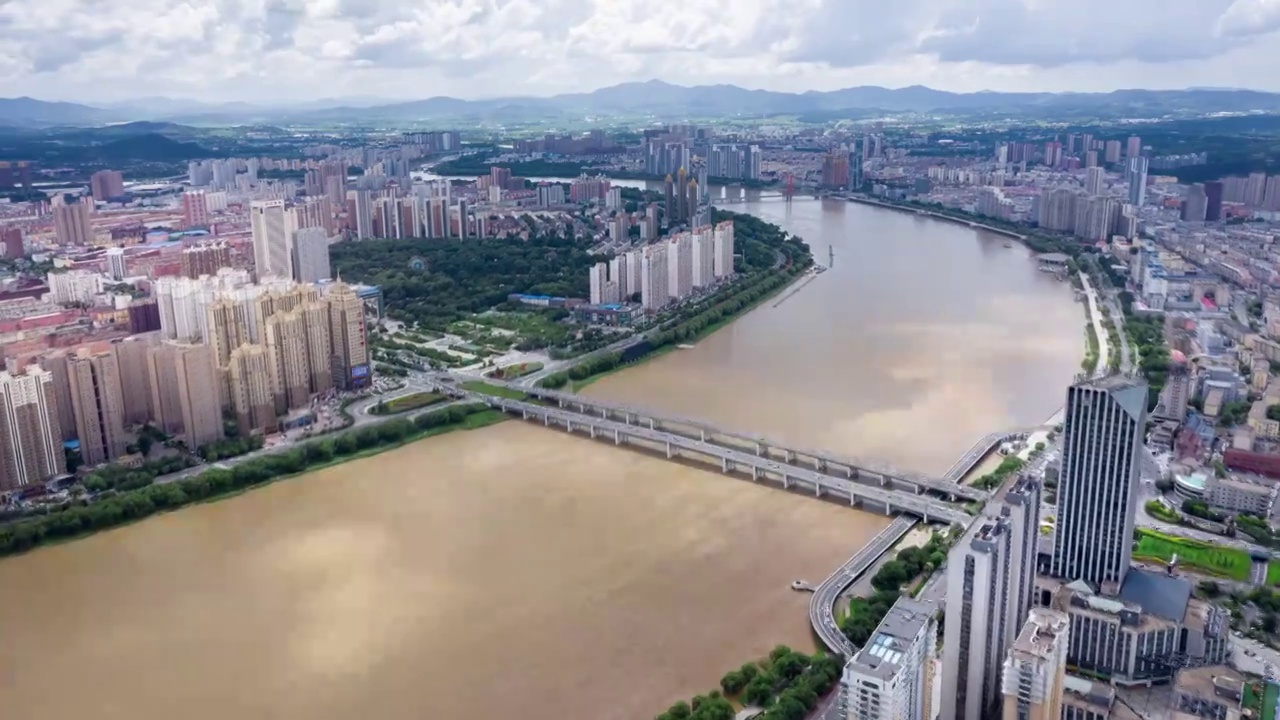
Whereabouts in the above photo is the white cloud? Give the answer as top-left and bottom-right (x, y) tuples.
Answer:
(0, 0), (1277, 103)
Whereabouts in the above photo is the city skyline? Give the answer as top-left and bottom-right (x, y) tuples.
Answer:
(2, 0), (1280, 104)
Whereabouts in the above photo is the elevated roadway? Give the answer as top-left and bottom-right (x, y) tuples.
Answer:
(942, 431), (1010, 482)
(439, 386), (976, 525)
(463, 377), (989, 504)
(809, 516), (918, 656)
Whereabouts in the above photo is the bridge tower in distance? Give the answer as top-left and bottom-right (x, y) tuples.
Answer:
(784, 173), (795, 202)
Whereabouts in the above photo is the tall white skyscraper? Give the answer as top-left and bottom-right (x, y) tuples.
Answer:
(667, 232), (693, 300)
(589, 262), (608, 305)
(640, 244), (669, 312)
(0, 366), (66, 492)
(347, 189), (373, 240)
(841, 597), (938, 720)
(941, 474), (1042, 720)
(713, 221), (735, 278)
(1126, 156), (1149, 207)
(250, 199), (297, 280)
(608, 254), (630, 300)
(1050, 376), (1148, 592)
(292, 227), (331, 284)
(691, 226), (716, 288)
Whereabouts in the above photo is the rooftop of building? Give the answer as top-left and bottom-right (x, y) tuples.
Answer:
(1118, 568), (1193, 623)
(1010, 608), (1069, 659)
(1062, 675), (1144, 720)
(846, 597), (934, 681)
(1174, 664), (1246, 706)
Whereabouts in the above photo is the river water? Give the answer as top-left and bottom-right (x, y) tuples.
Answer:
(0, 194), (1083, 720)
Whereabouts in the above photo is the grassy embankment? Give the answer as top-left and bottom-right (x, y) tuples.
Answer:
(371, 391), (447, 415)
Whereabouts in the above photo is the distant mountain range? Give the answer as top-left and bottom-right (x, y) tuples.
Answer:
(6, 81), (1280, 127)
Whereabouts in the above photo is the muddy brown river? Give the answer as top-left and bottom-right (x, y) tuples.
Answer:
(0, 198), (1082, 720)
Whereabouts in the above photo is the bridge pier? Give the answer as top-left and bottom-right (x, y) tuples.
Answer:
(648, 418), (655, 430)
(700, 429), (706, 441)
(557, 399), (565, 408)
(751, 466), (759, 481)
(781, 473), (790, 489)
(884, 501), (892, 515)
(566, 419), (572, 432)
(755, 442), (765, 457)
(522, 410), (528, 420)
(784, 450), (795, 463)
(721, 457), (729, 473)
(814, 458), (826, 471)
(543, 414), (549, 426)
(614, 429), (621, 445)
(665, 441), (672, 459)
(589, 425), (596, 439)
(814, 483), (821, 497)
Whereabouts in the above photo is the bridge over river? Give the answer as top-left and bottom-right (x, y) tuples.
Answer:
(430, 374), (1021, 656)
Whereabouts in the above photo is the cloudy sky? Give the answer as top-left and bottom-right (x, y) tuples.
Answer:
(3, 0), (1280, 104)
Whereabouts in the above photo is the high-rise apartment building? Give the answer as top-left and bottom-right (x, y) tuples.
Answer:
(326, 281), (369, 390)
(1050, 376), (1147, 591)
(250, 199), (297, 280)
(1125, 136), (1142, 159)
(675, 167), (689, 223)
(34, 351), (76, 441)
(822, 151), (850, 188)
(302, 301), (334, 397)
(1205, 181), (1225, 221)
(608, 253), (631, 301)
(1181, 184), (1208, 222)
(1, 226), (24, 258)
(1084, 166), (1106, 196)
(182, 190), (210, 229)
(264, 310), (313, 413)
(1125, 157), (1148, 207)
(841, 597), (938, 720)
(292, 227), (331, 284)
(667, 232), (693, 301)
(205, 297), (251, 367)
(640, 243), (670, 312)
(941, 474), (1042, 720)
(90, 169), (125, 202)
(53, 199), (93, 245)
(67, 351), (127, 465)
(228, 344), (276, 435)
(113, 334), (157, 426)
(105, 247), (127, 281)
(0, 366), (66, 491)
(181, 241), (232, 279)
(1246, 171), (1267, 207)
(691, 226), (716, 289)
(713, 221), (735, 279)
(1104, 140), (1121, 164)
(1001, 609), (1070, 720)
(146, 341), (223, 449)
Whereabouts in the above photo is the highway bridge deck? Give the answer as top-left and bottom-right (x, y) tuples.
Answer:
(473, 379), (989, 504)
(810, 516), (918, 656)
(443, 387), (975, 525)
